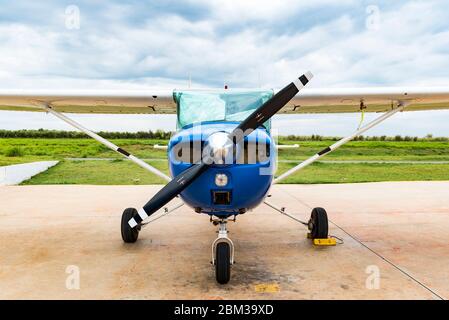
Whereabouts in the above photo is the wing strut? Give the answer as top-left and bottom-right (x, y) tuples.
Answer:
(41, 104), (171, 182)
(273, 101), (409, 184)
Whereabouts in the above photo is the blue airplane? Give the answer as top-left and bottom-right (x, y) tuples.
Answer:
(4, 71), (447, 284)
(121, 72), (327, 284)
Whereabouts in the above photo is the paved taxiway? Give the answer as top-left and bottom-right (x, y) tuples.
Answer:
(0, 182), (448, 299)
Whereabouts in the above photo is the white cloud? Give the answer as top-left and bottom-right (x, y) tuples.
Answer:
(1, 0), (448, 89)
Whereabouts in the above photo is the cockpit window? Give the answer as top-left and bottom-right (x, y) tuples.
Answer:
(173, 90), (274, 130)
(172, 140), (271, 164)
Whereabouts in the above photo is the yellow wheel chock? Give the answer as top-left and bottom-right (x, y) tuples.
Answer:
(307, 233), (337, 246)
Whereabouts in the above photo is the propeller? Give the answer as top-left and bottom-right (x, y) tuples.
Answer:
(128, 72), (313, 228)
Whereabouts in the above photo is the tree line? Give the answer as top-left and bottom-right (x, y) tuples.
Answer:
(281, 134), (449, 142)
(0, 129), (173, 139)
(0, 129), (447, 142)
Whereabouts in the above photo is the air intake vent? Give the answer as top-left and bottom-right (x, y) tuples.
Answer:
(212, 191), (231, 205)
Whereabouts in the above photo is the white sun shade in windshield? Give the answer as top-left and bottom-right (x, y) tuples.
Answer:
(174, 89), (274, 129)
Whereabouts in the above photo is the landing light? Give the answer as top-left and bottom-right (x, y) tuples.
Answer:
(215, 173), (228, 187)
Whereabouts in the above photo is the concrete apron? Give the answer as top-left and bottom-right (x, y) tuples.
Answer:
(0, 182), (448, 299)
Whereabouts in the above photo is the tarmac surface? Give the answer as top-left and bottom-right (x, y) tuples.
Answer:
(0, 182), (448, 299)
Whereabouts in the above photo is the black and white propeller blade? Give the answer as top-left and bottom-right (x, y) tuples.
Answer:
(128, 72), (313, 228)
(233, 71), (313, 141)
(128, 163), (207, 227)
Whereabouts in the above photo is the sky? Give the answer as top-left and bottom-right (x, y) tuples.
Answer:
(1, 0), (449, 136)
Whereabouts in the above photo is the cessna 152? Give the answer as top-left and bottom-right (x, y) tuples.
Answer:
(2, 72), (449, 284)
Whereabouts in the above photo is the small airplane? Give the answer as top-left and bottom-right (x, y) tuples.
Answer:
(2, 72), (449, 284)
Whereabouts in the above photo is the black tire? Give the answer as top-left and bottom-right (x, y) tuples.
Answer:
(215, 242), (231, 284)
(121, 208), (140, 243)
(310, 207), (328, 239)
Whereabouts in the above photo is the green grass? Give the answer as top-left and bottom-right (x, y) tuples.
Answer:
(21, 160), (169, 185)
(4, 146), (24, 157)
(1, 137), (448, 185)
(0, 138), (167, 166)
(276, 139), (449, 161)
(276, 162), (449, 184)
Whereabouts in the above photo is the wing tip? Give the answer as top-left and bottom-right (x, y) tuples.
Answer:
(295, 71), (314, 89)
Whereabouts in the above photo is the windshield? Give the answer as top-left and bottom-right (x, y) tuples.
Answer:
(174, 90), (274, 130)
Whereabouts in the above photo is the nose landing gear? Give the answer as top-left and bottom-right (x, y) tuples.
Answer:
(211, 218), (234, 284)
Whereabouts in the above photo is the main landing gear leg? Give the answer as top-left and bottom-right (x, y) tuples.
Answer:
(211, 218), (234, 284)
(264, 200), (329, 240)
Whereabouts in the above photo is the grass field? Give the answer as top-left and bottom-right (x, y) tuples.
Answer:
(1, 137), (449, 184)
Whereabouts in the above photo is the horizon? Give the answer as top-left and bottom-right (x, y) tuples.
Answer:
(1, 109), (449, 137)
(0, 126), (446, 139)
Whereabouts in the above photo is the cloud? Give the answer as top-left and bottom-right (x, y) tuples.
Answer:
(0, 0), (448, 89)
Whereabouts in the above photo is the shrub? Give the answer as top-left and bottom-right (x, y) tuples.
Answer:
(5, 147), (24, 157)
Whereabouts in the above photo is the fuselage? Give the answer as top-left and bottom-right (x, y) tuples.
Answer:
(168, 122), (276, 217)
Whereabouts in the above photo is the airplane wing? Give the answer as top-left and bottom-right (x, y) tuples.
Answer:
(281, 87), (449, 113)
(0, 89), (176, 114)
(1, 87), (449, 114)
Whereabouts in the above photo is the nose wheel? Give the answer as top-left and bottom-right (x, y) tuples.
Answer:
(215, 242), (231, 284)
(211, 219), (234, 284)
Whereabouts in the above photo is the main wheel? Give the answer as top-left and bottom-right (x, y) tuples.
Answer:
(121, 208), (140, 243)
(215, 242), (231, 284)
(309, 207), (328, 239)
